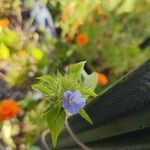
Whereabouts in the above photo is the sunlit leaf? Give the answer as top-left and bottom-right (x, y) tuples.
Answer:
(0, 43), (9, 59)
(2, 121), (16, 148)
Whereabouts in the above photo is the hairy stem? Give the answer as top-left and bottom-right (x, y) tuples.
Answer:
(65, 119), (91, 150)
(41, 129), (51, 150)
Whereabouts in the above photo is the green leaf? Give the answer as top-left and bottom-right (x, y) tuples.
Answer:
(30, 48), (43, 61)
(79, 109), (93, 125)
(47, 107), (66, 148)
(0, 43), (9, 59)
(37, 75), (56, 84)
(82, 72), (97, 91)
(1, 28), (20, 49)
(81, 72), (97, 101)
(32, 83), (50, 95)
(80, 89), (97, 97)
(67, 61), (86, 81)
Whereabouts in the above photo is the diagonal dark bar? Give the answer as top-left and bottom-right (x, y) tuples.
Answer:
(69, 58), (150, 133)
(45, 59), (150, 149)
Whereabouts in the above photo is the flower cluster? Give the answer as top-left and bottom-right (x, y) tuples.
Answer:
(0, 99), (21, 121)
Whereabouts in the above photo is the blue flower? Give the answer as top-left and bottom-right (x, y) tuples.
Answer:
(63, 90), (85, 115)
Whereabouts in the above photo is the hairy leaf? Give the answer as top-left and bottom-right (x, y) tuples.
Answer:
(82, 72), (97, 91)
(67, 61), (86, 81)
(47, 107), (66, 148)
(32, 83), (51, 96)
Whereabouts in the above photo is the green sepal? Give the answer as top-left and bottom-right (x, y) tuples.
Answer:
(79, 109), (93, 125)
(80, 89), (97, 98)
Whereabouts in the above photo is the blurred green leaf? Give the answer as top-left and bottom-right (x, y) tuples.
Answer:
(31, 48), (44, 61)
(2, 121), (16, 149)
(0, 28), (20, 49)
(0, 43), (9, 59)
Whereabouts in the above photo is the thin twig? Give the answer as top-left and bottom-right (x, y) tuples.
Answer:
(65, 119), (91, 150)
(41, 129), (51, 150)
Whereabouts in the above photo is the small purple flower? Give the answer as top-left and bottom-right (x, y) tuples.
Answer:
(63, 90), (85, 115)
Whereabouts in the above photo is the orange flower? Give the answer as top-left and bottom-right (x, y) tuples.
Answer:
(0, 99), (21, 121)
(97, 73), (108, 86)
(76, 32), (89, 47)
(0, 18), (9, 28)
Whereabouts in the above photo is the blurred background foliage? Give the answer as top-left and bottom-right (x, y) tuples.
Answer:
(0, 0), (149, 149)
(0, 0), (149, 88)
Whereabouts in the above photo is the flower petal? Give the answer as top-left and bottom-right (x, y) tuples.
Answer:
(63, 90), (85, 115)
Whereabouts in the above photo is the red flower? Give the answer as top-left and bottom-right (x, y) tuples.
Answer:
(97, 73), (108, 86)
(0, 99), (21, 121)
(76, 32), (89, 47)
